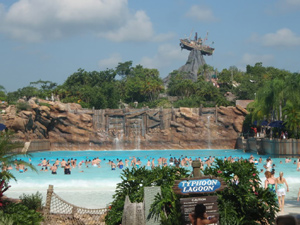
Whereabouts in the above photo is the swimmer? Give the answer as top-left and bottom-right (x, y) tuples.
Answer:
(111, 161), (116, 170)
(50, 163), (57, 175)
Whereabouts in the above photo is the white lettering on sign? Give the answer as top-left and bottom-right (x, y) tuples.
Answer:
(178, 179), (221, 194)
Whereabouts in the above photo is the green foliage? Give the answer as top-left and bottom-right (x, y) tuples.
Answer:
(0, 211), (14, 225)
(59, 68), (120, 109)
(203, 159), (279, 225)
(0, 85), (6, 101)
(38, 102), (51, 108)
(1, 203), (43, 225)
(19, 192), (43, 211)
(0, 131), (37, 182)
(16, 102), (31, 112)
(105, 166), (189, 225)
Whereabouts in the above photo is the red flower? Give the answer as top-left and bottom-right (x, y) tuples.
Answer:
(253, 173), (256, 176)
(254, 192), (258, 196)
(217, 170), (222, 174)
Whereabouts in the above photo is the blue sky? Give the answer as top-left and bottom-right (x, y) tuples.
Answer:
(1, 0), (300, 92)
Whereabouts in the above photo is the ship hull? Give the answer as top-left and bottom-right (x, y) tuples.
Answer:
(180, 39), (214, 56)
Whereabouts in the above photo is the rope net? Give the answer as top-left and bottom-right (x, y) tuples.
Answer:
(43, 186), (108, 225)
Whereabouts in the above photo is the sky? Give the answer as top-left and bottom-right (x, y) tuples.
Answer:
(0, 0), (300, 92)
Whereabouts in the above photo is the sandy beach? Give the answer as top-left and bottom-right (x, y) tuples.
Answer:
(276, 200), (300, 219)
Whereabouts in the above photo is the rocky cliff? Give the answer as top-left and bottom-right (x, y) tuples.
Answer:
(1, 99), (248, 151)
(163, 49), (206, 86)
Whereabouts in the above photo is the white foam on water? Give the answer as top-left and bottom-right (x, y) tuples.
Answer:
(5, 150), (300, 207)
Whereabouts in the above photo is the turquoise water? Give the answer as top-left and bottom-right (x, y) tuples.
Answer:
(6, 149), (300, 209)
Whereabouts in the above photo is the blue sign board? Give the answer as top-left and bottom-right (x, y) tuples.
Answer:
(178, 179), (221, 194)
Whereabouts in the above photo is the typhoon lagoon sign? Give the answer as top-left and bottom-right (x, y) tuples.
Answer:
(179, 179), (221, 194)
(173, 176), (226, 195)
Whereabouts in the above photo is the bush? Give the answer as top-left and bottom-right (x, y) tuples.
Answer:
(16, 102), (31, 112)
(38, 102), (51, 108)
(2, 203), (43, 225)
(19, 192), (43, 211)
(0, 211), (14, 225)
(204, 159), (279, 225)
(105, 166), (189, 225)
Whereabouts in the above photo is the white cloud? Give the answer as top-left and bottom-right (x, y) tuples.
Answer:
(261, 28), (300, 47)
(185, 5), (216, 22)
(140, 44), (187, 75)
(98, 53), (122, 70)
(240, 53), (274, 66)
(0, 0), (169, 43)
(98, 10), (154, 42)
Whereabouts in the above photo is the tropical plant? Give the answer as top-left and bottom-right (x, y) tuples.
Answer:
(105, 166), (189, 225)
(1, 203), (43, 225)
(19, 192), (43, 211)
(203, 159), (279, 225)
(0, 131), (37, 208)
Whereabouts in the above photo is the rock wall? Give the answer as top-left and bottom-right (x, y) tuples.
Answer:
(1, 99), (248, 151)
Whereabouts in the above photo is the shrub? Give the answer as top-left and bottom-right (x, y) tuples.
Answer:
(2, 203), (43, 225)
(105, 166), (189, 225)
(19, 192), (43, 211)
(16, 102), (31, 112)
(204, 159), (279, 225)
(0, 211), (14, 225)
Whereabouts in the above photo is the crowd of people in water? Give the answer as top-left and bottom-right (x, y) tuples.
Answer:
(2, 153), (300, 215)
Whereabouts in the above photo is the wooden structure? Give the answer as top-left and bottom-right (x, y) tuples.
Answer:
(173, 160), (226, 225)
(43, 185), (108, 225)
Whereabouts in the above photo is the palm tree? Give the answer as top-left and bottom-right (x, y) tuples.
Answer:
(0, 131), (36, 181)
(283, 101), (300, 138)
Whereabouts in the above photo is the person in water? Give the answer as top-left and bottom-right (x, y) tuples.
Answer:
(276, 172), (289, 212)
(264, 171), (277, 199)
(189, 203), (218, 225)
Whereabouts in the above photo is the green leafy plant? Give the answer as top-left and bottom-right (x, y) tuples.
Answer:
(19, 192), (43, 211)
(105, 166), (189, 225)
(2, 203), (43, 225)
(0, 211), (14, 225)
(16, 102), (31, 112)
(203, 159), (279, 225)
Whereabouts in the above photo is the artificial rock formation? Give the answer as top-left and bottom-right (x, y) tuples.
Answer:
(1, 99), (248, 151)
(163, 49), (206, 86)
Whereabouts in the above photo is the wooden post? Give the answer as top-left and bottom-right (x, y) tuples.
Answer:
(44, 185), (54, 215)
(159, 107), (164, 130)
(191, 160), (203, 178)
(199, 104), (203, 116)
(72, 206), (77, 218)
(215, 105), (218, 123)
(105, 114), (109, 132)
(143, 112), (147, 136)
(171, 107), (175, 121)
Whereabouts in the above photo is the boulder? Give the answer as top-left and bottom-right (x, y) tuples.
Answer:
(53, 102), (67, 112)
(236, 105), (249, 115)
(179, 107), (199, 123)
(11, 117), (28, 132)
(80, 114), (92, 122)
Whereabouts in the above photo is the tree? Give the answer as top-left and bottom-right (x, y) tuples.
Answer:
(282, 100), (300, 138)
(0, 131), (36, 208)
(0, 85), (6, 101)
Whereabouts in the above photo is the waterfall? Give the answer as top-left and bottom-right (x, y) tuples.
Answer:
(134, 119), (141, 150)
(22, 142), (31, 153)
(207, 115), (211, 149)
(114, 130), (124, 150)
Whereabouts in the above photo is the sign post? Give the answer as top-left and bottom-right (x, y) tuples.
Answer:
(173, 161), (226, 225)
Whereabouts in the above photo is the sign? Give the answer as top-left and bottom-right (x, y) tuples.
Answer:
(178, 179), (221, 194)
(180, 196), (219, 225)
(173, 176), (226, 195)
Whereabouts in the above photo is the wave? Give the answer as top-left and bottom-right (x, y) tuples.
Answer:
(9, 179), (118, 191)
